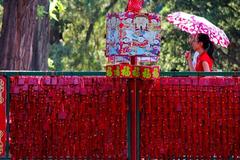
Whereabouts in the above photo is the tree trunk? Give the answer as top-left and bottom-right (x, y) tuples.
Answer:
(0, 0), (49, 70)
(31, 0), (49, 70)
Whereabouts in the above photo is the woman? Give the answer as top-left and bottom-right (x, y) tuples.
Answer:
(185, 33), (214, 72)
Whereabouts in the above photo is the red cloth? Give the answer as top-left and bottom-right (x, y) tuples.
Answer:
(195, 52), (213, 71)
(126, 0), (143, 13)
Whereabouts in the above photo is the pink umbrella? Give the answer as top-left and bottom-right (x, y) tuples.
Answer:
(167, 12), (230, 48)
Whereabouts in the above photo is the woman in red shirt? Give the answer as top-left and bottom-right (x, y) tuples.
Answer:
(185, 33), (214, 72)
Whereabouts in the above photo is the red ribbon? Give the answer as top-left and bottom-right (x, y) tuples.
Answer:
(126, 0), (143, 13)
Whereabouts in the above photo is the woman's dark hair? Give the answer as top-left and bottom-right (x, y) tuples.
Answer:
(197, 33), (214, 60)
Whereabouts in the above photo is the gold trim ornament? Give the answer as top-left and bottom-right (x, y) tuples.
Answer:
(106, 66), (113, 77)
(132, 66), (140, 78)
(121, 66), (131, 77)
(114, 66), (120, 76)
(106, 64), (160, 79)
(142, 68), (151, 79)
(152, 68), (160, 78)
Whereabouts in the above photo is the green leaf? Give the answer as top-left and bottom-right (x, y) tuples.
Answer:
(49, 0), (65, 21)
(49, 0), (57, 13)
(50, 13), (58, 21)
(57, 1), (65, 13)
(36, 5), (48, 19)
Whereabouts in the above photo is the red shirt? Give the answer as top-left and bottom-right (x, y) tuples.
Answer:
(195, 52), (213, 71)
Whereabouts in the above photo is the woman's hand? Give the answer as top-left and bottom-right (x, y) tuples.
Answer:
(185, 51), (195, 71)
(185, 51), (192, 62)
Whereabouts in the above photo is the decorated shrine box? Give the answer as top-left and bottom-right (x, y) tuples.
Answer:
(106, 12), (161, 59)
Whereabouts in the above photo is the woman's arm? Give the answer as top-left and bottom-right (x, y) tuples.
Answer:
(187, 59), (195, 71)
(202, 61), (211, 72)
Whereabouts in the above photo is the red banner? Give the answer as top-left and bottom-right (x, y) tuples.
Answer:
(0, 76), (6, 157)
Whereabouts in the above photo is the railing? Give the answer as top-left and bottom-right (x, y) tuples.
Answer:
(0, 71), (239, 159)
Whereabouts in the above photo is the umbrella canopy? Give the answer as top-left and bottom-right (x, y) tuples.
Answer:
(167, 12), (230, 48)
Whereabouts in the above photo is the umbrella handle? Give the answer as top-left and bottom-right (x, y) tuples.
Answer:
(185, 51), (191, 60)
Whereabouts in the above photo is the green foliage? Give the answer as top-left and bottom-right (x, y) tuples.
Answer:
(49, 0), (122, 71)
(48, 42), (71, 70)
(49, 0), (65, 21)
(36, 5), (48, 19)
(48, 58), (55, 70)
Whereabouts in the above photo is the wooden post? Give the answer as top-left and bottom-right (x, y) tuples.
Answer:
(130, 56), (137, 160)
